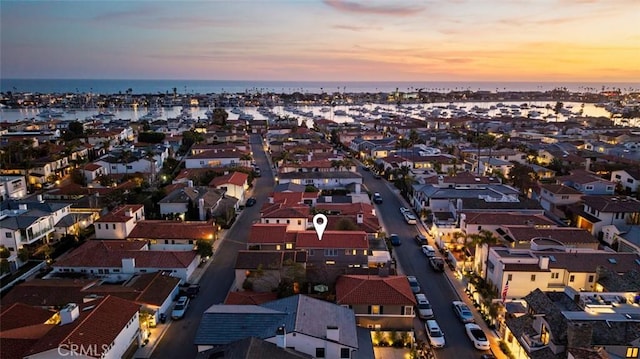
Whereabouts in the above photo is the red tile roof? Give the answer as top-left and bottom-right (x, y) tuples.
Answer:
(224, 291), (278, 305)
(261, 204), (310, 219)
(95, 204), (143, 223)
(209, 171), (249, 187)
(1, 338), (39, 359)
(128, 220), (215, 240)
(82, 163), (102, 172)
(0, 303), (55, 331)
(336, 275), (417, 306)
(295, 231), (369, 249)
(54, 240), (197, 269)
(248, 224), (289, 244)
(27, 296), (140, 357)
(0, 279), (99, 308)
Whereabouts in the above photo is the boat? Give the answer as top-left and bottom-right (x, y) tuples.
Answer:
(37, 109), (65, 118)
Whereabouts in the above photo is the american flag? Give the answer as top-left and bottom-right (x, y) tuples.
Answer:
(502, 280), (510, 303)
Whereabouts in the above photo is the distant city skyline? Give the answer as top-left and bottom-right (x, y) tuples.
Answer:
(1, 0), (639, 82)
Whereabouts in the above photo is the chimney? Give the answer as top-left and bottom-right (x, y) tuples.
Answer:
(60, 303), (80, 325)
(122, 258), (136, 273)
(188, 180), (194, 188)
(276, 325), (286, 348)
(585, 157), (591, 172)
(126, 208), (133, 218)
(37, 194), (44, 203)
(539, 256), (550, 270)
(308, 152), (313, 162)
(567, 322), (593, 349)
(357, 213), (364, 224)
(326, 326), (340, 342)
(198, 198), (206, 221)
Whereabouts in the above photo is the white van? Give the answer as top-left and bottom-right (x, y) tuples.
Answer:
(421, 245), (436, 258)
(425, 320), (445, 348)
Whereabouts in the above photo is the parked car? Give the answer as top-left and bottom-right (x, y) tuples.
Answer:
(415, 293), (434, 319)
(254, 168), (262, 177)
(400, 207), (410, 215)
(179, 283), (201, 298)
(415, 234), (427, 245)
(425, 320), (445, 348)
(389, 234), (401, 246)
(421, 245), (436, 257)
(171, 296), (190, 320)
(429, 257), (445, 272)
(404, 213), (417, 225)
(246, 197), (257, 207)
(465, 323), (491, 350)
(373, 192), (383, 204)
(453, 301), (475, 323)
(407, 276), (421, 293)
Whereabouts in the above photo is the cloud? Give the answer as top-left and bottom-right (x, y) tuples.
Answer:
(323, 0), (424, 16)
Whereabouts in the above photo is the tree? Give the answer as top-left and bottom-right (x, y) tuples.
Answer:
(137, 131), (165, 144)
(70, 168), (86, 186)
(18, 247), (30, 262)
(508, 162), (538, 193)
(335, 218), (359, 231)
(196, 239), (213, 258)
(212, 108), (228, 126)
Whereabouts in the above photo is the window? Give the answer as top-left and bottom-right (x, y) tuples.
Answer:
(325, 249), (338, 257)
(276, 245), (281, 250)
(97, 224), (101, 230)
(531, 274), (536, 281)
(507, 274), (513, 281)
(5, 232), (11, 238)
(570, 275), (575, 282)
(478, 226), (482, 230)
(561, 195), (569, 200)
(126, 165), (133, 170)
(340, 348), (350, 358)
(370, 305), (380, 315)
(585, 185), (594, 191)
(8, 247), (14, 252)
(626, 347), (639, 358)
(627, 178), (635, 184)
(285, 243), (293, 250)
(309, 249), (314, 256)
(297, 220), (302, 225)
(325, 260), (336, 265)
(403, 306), (414, 316)
(316, 348), (325, 358)
(588, 275), (594, 282)
(286, 219), (290, 224)
(112, 224), (116, 229)
(551, 272), (559, 279)
(615, 174), (622, 180)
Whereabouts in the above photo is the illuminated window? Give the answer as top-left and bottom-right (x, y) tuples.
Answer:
(370, 305), (380, 315)
(286, 243), (293, 250)
(276, 245), (281, 250)
(626, 347), (638, 358)
(540, 324), (550, 345)
(325, 260), (336, 265)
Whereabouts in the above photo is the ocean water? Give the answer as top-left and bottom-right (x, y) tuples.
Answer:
(1, 78), (639, 95)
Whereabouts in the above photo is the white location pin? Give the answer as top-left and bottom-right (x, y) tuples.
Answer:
(312, 214), (328, 241)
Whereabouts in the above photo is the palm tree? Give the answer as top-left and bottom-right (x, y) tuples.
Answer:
(468, 230), (500, 275)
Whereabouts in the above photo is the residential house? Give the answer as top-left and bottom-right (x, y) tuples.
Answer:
(503, 288), (640, 359)
(234, 250), (307, 292)
(576, 196), (640, 239)
(537, 184), (583, 214)
(81, 163), (106, 183)
(478, 157), (514, 177)
(315, 202), (381, 235)
(247, 224), (295, 251)
(1, 295), (141, 359)
(296, 231), (369, 284)
(335, 275), (417, 331)
(184, 149), (249, 169)
(94, 204), (145, 240)
(277, 171), (363, 194)
(158, 184), (238, 220)
(557, 170), (615, 195)
(611, 169), (640, 194)
(260, 204), (311, 231)
(601, 224), (640, 253)
(127, 220), (217, 250)
(529, 164), (556, 180)
(209, 171), (249, 204)
(482, 247), (640, 299)
(0, 198), (72, 270)
(195, 337), (314, 359)
(195, 294), (360, 358)
(51, 240), (199, 282)
(0, 175), (27, 200)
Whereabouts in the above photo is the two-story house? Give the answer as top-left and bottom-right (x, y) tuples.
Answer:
(611, 169), (640, 194)
(277, 171), (363, 194)
(260, 204), (311, 231)
(336, 275), (416, 332)
(209, 171), (249, 204)
(127, 220), (217, 250)
(557, 170), (615, 195)
(0, 175), (27, 200)
(576, 196), (640, 239)
(536, 183), (583, 214)
(184, 149), (249, 169)
(94, 204), (145, 240)
(195, 295), (360, 358)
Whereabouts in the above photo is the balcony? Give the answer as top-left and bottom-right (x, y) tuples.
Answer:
(20, 227), (54, 244)
(520, 333), (547, 353)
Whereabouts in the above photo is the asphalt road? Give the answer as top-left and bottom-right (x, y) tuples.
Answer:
(357, 166), (490, 358)
(152, 134), (274, 359)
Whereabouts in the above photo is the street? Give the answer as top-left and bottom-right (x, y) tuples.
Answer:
(152, 134), (274, 359)
(357, 166), (489, 358)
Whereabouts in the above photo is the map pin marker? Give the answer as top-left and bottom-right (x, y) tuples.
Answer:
(313, 214), (328, 241)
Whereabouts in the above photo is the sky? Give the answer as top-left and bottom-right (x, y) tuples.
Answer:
(1, 0), (639, 82)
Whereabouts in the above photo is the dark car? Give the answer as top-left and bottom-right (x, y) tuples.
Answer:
(415, 234), (427, 245)
(389, 234), (401, 246)
(246, 197), (257, 207)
